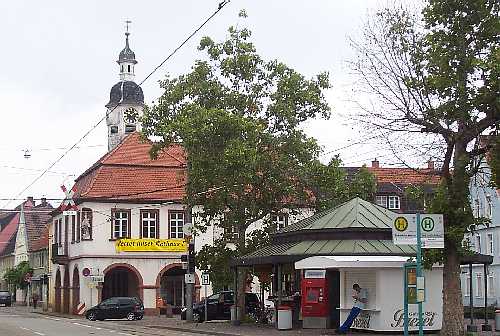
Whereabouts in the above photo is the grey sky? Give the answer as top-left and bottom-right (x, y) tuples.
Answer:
(0, 0), (393, 205)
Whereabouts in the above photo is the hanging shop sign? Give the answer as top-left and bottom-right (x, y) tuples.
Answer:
(115, 238), (187, 252)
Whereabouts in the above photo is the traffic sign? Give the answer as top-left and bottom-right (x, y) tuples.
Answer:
(420, 215), (444, 248)
(91, 275), (104, 283)
(392, 214), (417, 245)
(201, 273), (210, 286)
(60, 185), (78, 211)
(184, 274), (195, 284)
(82, 268), (91, 277)
(391, 214), (444, 248)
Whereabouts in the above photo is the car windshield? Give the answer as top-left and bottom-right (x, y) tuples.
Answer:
(0, 292), (9, 297)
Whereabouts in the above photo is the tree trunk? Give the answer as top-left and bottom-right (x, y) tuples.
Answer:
(441, 243), (464, 336)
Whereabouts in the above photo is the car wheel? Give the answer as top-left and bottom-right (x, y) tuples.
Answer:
(87, 312), (97, 321)
(126, 312), (136, 321)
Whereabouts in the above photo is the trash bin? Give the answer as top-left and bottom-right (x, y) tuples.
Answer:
(495, 310), (500, 331)
(277, 305), (292, 330)
(230, 305), (241, 326)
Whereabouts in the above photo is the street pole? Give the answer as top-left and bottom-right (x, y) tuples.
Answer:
(204, 283), (208, 322)
(403, 263), (409, 336)
(186, 240), (194, 322)
(416, 213), (424, 336)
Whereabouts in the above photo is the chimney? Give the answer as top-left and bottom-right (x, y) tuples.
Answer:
(427, 159), (435, 170)
(371, 158), (380, 168)
(27, 196), (34, 205)
(41, 197), (47, 206)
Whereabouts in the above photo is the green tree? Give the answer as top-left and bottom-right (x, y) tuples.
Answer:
(3, 261), (33, 290)
(350, 1), (499, 334)
(308, 157), (376, 211)
(142, 11), (332, 310)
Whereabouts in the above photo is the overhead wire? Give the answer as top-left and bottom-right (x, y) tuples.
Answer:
(2, 1), (231, 209)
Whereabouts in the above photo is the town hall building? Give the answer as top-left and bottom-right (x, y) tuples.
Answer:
(49, 30), (198, 316)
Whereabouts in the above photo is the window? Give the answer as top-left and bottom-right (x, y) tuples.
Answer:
(476, 235), (482, 253)
(169, 211), (184, 239)
(58, 219), (62, 246)
(225, 225), (239, 241)
(376, 195), (387, 208)
(272, 214), (289, 231)
(388, 196), (400, 210)
(110, 126), (118, 134)
(125, 125), (136, 133)
(487, 233), (493, 255)
(76, 211), (80, 242)
(128, 65), (131, 72)
(486, 196), (492, 219)
(476, 273), (483, 297)
(141, 210), (159, 239)
(111, 209), (131, 239)
(464, 274), (471, 296)
(54, 219), (59, 245)
(474, 199), (480, 218)
(81, 208), (93, 240)
(488, 274), (495, 296)
(71, 215), (76, 243)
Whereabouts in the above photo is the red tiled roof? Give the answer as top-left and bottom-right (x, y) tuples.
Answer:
(0, 213), (19, 256)
(24, 203), (52, 252)
(31, 227), (49, 252)
(368, 167), (441, 185)
(72, 132), (187, 202)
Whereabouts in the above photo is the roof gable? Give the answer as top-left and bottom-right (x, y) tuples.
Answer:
(280, 197), (394, 233)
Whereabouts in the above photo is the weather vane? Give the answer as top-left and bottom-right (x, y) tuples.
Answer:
(125, 19), (132, 35)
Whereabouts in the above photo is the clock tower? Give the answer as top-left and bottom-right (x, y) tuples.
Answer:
(105, 23), (144, 151)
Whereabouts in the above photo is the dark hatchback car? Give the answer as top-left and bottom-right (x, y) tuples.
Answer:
(181, 291), (259, 322)
(85, 297), (144, 321)
(0, 291), (12, 306)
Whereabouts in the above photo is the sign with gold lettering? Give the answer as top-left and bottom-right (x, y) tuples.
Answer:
(115, 239), (187, 252)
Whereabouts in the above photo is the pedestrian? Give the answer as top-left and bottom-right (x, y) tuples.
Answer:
(32, 293), (39, 309)
(337, 283), (367, 334)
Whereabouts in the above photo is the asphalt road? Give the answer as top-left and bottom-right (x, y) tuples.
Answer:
(0, 307), (199, 336)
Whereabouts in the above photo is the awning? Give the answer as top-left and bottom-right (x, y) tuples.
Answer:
(295, 255), (411, 269)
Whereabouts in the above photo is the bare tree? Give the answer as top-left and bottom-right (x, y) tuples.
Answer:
(349, 1), (499, 335)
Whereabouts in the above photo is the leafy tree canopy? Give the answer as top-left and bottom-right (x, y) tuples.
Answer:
(142, 12), (331, 252)
(3, 261), (32, 290)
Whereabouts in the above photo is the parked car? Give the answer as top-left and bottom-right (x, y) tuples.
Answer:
(0, 291), (12, 306)
(85, 297), (144, 321)
(181, 291), (259, 322)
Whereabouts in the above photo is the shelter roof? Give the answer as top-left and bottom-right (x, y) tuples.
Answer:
(279, 197), (393, 233)
(233, 239), (416, 266)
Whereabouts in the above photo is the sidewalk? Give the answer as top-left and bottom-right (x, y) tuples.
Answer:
(20, 306), (500, 336)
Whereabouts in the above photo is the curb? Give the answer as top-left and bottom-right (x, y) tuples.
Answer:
(144, 324), (242, 336)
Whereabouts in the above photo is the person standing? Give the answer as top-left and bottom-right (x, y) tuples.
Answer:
(337, 283), (367, 334)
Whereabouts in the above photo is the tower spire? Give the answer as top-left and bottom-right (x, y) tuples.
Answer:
(117, 19), (137, 81)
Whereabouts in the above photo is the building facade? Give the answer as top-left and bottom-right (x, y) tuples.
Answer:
(49, 30), (199, 315)
(461, 153), (500, 308)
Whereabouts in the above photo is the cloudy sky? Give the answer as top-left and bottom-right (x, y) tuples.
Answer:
(0, 0), (410, 206)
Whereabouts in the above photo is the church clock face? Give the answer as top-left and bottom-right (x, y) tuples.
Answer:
(124, 107), (139, 123)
